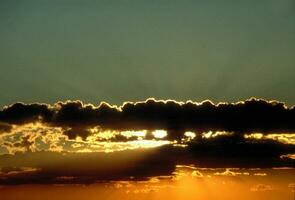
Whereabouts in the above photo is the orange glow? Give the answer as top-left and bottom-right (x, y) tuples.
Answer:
(0, 167), (293, 200)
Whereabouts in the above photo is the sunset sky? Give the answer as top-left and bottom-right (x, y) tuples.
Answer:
(0, 1), (295, 200)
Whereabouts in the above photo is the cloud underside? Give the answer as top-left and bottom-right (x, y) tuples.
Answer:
(0, 98), (295, 184)
(0, 141), (294, 185)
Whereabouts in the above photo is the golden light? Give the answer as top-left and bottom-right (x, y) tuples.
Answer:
(126, 140), (170, 149)
(86, 130), (118, 141)
(244, 133), (263, 140)
(202, 131), (213, 138)
(265, 133), (295, 144)
(184, 131), (196, 139)
(152, 130), (168, 139)
(120, 130), (147, 138)
(88, 126), (100, 134)
(201, 131), (233, 139)
(244, 133), (295, 144)
(86, 130), (147, 142)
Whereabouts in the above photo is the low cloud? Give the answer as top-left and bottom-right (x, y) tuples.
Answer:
(0, 138), (294, 185)
(0, 149), (176, 185)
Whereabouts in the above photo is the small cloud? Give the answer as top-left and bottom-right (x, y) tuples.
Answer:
(0, 167), (40, 176)
(191, 170), (203, 178)
(214, 169), (249, 176)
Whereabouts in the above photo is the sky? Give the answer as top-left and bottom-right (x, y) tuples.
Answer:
(1, 0), (295, 106)
(0, 1), (295, 199)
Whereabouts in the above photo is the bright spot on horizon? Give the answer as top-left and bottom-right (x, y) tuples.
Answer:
(184, 131), (196, 139)
(203, 131), (213, 139)
(120, 130), (147, 138)
(244, 133), (264, 140)
(152, 130), (167, 139)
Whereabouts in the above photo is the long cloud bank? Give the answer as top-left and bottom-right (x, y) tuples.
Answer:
(0, 139), (294, 185)
(0, 98), (294, 140)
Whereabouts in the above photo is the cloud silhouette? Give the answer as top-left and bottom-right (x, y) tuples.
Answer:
(0, 148), (176, 185)
(0, 98), (294, 140)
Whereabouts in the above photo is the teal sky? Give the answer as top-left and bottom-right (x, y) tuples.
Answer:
(1, 0), (295, 107)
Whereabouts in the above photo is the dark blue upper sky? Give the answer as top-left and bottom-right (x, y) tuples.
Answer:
(1, 0), (295, 106)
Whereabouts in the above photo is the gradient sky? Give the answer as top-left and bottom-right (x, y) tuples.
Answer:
(1, 0), (295, 107)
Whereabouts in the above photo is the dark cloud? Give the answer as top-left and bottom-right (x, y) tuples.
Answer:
(63, 127), (91, 140)
(0, 103), (53, 125)
(0, 98), (295, 140)
(0, 136), (294, 185)
(185, 135), (295, 168)
(0, 148), (176, 185)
